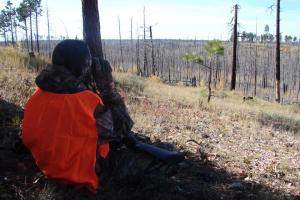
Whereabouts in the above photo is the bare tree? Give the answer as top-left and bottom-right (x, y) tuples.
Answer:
(275, 0), (281, 102)
(230, 4), (239, 90)
(150, 26), (156, 75)
(81, 0), (103, 59)
(34, 0), (42, 53)
(143, 7), (148, 76)
(46, 6), (51, 58)
(118, 16), (124, 70)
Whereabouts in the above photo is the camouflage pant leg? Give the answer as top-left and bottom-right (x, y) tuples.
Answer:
(96, 147), (159, 186)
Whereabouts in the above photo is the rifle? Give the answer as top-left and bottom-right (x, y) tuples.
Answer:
(90, 58), (184, 165)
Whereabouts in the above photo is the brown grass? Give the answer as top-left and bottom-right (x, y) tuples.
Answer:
(1, 46), (300, 199)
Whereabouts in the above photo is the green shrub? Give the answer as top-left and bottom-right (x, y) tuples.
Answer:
(113, 72), (145, 94)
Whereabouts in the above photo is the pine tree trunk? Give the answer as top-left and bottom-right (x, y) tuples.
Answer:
(46, 7), (51, 58)
(118, 16), (124, 71)
(230, 4), (238, 90)
(130, 17), (134, 72)
(81, 0), (103, 59)
(208, 60), (212, 102)
(14, 23), (18, 43)
(25, 20), (29, 52)
(150, 26), (156, 75)
(4, 31), (7, 45)
(143, 7), (148, 77)
(275, 0), (281, 102)
(10, 18), (15, 45)
(254, 45), (257, 96)
(29, 10), (34, 53)
(35, 8), (40, 53)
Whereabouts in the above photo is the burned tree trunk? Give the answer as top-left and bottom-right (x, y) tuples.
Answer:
(46, 7), (51, 58)
(208, 61), (213, 102)
(150, 26), (156, 75)
(35, 7), (40, 53)
(275, 0), (281, 102)
(230, 4), (238, 90)
(143, 7), (148, 76)
(118, 16), (124, 71)
(81, 0), (103, 59)
(24, 20), (29, 52)
(29, 10), (34, 53)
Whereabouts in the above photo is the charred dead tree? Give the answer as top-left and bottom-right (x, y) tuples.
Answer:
(81, 0), (103, 59)
(130, 17), (134, 72)
(29, 7), (34, 53)
(118, 16), (124, 71)
(46, 6), (51, 58)
(143, 7), (148, 77)
(230, 4), (239, 90)
(136, 34), (141, 75)
(275, 0), (281, 102)
(34, 0), (42, 54)
(150, 26), (156, 75)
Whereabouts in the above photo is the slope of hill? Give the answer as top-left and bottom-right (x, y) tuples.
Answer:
(0, 47), (299, 200)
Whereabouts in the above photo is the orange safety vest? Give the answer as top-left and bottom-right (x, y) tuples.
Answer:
(22, 88), (109, 192)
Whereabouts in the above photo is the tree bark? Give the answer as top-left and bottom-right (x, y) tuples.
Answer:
(150, 26), (156, 75)
(208, 60), (212, 102)
(24, 20), (29, 52)
(81, 0), (103, 59)
(230, 4), (238, 90)
(143, 7), (148, 76)
(4, 31), (7, 46)
(35, 6), (40, 53)
(46, 7), (51, 58)
(29, 10), (34, 53)
(275, 0), (281, 102)
(118, 16), (124, 71)
(254, 45), (257, 96)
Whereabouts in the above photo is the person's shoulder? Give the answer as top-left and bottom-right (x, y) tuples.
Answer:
(80, 90), (104, 105)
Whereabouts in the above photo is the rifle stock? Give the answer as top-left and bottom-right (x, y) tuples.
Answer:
(124, 133), (184, 164)
(90, 59), (184, 165)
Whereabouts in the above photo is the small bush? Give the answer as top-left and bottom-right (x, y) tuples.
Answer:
(113, 72), (145, 94)
(148, 75), (161, 82)
(258, 112), (300, 134)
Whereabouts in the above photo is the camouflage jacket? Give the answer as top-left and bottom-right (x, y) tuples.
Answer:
(35, 64), (118, 144)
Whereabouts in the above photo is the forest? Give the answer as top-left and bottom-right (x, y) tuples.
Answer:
(1, 0), (300, 105)
(0, 0), (300, 200)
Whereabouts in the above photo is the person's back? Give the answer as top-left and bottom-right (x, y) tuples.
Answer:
(22, 40), (113, 192)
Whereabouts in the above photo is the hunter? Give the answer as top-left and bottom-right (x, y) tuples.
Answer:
(22, 40), (133, 192)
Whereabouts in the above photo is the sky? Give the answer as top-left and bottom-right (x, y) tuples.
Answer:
(0, 0), (300, 40)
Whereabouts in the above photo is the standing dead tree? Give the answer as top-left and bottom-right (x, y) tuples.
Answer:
(81, 0), (103, 59)
(130, 17), (134, 72)
(46, 5), (51, 58)
(16, 2), (30, 52)
(5, 1), (16, 46)
(230, 4), (239, 90)
(118, 16), (124, 71)
(150, 26), (156, 75)
(143, 7), (148, 76)
(275, 0), (281, 103)
(34, 0), (42, 54)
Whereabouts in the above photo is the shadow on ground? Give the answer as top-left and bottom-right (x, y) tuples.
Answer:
(0, 99), (298, 200)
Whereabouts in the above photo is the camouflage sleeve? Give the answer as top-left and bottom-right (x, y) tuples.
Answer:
(92, 58), (134, 137)
(94, 104), (119, 144)
(92, 58), (123, 106)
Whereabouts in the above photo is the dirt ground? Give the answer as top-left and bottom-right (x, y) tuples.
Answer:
(1, 93), (300, 200)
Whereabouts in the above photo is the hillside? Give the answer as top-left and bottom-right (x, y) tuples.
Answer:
(0, 47), (300, 200)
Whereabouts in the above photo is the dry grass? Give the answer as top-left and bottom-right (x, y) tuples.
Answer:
(0, 47), (49, 107)
(1, 46), (300, 199)
(113, 71), (300, 135)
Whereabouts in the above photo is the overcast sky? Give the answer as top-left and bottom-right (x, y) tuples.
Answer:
(1, 0), (300, 40)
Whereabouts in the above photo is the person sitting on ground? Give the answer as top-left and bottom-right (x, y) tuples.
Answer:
(22, 39), (133, 193)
